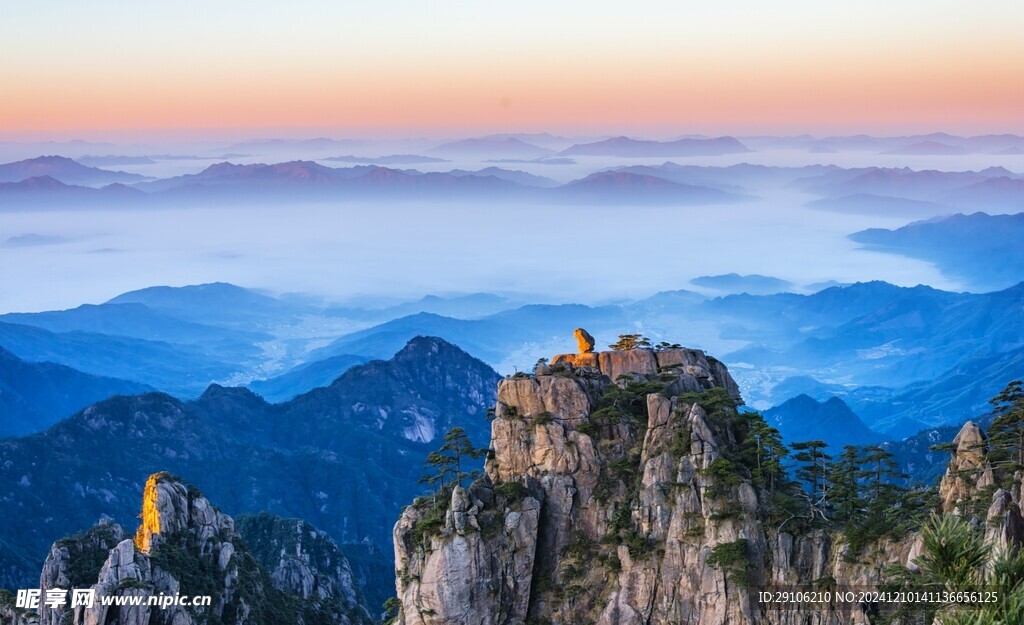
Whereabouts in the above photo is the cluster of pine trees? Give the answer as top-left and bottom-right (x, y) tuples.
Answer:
(687, 387), (932, 552)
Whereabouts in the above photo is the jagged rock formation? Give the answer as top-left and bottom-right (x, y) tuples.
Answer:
(393, 346), (1022, 625)
(36, 472), (373, 625)
(937, 420), (995, 514)
(0, 336), (497, 608)
(236, 512), (371, 621)
(936, 421), (1024, 551)
(38, 521), (125, 625)
(0, 594), (35, 625)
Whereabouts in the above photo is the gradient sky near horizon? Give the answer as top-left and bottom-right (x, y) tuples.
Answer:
(2, 1), (1022, 139)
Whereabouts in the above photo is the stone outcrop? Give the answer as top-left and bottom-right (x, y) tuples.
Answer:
(0, 599), (36, 625)
(235, 511), (371, 622)
(394, 480), (542, 625)
(35, 472), (373, 625)
(393, 347), (921, 625)
(938, 420), (995, 514)
(984, 489), (1024, 555)
(393, 344), (1024, 625)
(38, 521), (124, 625)
(574, 328), (596, 353)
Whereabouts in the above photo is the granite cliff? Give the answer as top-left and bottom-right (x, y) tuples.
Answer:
(392, 345), (1024, 625)
(35, 472), (373, 625)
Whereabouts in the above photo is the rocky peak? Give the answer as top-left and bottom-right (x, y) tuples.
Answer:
(133, 471), (234, 554)
(393, 344), (769, 625)
(36, 472), (373, 625)
(392, 340), (1024, 625)
(235, 512), (372, 621)
(938, 420), (995, 514)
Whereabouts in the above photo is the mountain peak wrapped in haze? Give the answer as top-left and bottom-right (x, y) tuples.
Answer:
(850, 212), (1024, 291)
(0, 155), (148, 186)
(763, 394), (884, 448)
(561, 135), (750, 156)
(0, 345), (152, 436)
(427, 136), (553, 158)
(557, 170), (747, 204)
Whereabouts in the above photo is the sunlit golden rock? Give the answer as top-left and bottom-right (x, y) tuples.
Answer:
(550, 352), (600, 368)
(133, 473), (162, 553)
(574, 327), (595, 353)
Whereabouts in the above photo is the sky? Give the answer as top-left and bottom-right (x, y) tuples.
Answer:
(2, 0), (1022, 140)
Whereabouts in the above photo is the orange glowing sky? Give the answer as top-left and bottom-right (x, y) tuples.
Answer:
(2, 1), (1022, 139)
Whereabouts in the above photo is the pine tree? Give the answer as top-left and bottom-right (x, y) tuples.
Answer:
(860, 445), (907, 513)
(419, 427), (486, 498)
(608, 334), (652, 351)
(829, 445), (862, 526)
(743, 414), (788, 494)
(791, 440), (831, 522)
(987, 380), (1024, 484)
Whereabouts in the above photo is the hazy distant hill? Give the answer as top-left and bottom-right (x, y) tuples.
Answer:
(247, 354), (368, 402)
(848, 344), (1024, 436)
(556, 171), (748, 204)
(0, 302), (268, 349)
(695, 279), (1022, 422)
(313, 304), (630, 364)
(448, 166), (559, 188)
(561, 135), (749, 157)
(617, 162), (841, 190)
(0, 176), (143, 206)
(850, 212), (1024, 291)
(0, 321), (239, 396)
(939, 177), (1024, 211)
(0, 346), (151, 437)
(427, 137), (553, 158)
(0, 155), (147, 186)
(690, 273), (793, 295)
(131, 160), (539, 201)
(745, 133), (1024, 154)
(4, 157), (1012, 210)
(325, 292), (517, 322)
(106, 282), (304, 330)
(801, 167), (991, 200)
(882, 140), (965, 155)
(323, 154), (449, 165)
(806, 193), (951, 217)
(0, 337), (498, 599)
(763, 394), (885, 449)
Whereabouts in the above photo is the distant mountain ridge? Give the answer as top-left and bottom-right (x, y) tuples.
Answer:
(763, 394), (885, 449)
(427, 137), (553, 158)
(0, 346), (151, 437)
(247, 354), (368, 402)
(0, 175), (144, 206)
(555, 170), (748, 204)
(105, 281), (316, 333)
(690, 273), (793, 294)
(0, 336), (499, 602)
(561, 135), (749, 157)
(0, 319), (241, 396)
(805, 193), (951, 217)
(850, 212), (1024, 291)
(2, 156), (1017, 210)
(0, 155), (148, 186)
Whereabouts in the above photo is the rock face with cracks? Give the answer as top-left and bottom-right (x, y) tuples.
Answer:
(392, 346), (1024, 625)
(34, 472), (373, 625)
